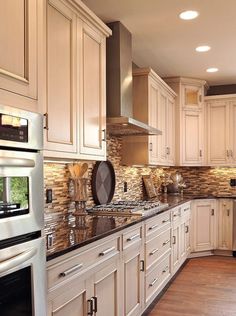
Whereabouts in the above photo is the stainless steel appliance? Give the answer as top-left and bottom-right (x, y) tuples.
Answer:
(87, 200), (169, 217)
(0, 105), (46, 315)
(0, 105), (44, 240)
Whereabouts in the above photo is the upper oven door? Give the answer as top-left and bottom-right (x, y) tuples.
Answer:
(0, 104), (43, 151)
(0, 150), (44, 240)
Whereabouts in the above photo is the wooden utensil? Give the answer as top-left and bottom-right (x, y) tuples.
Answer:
(74, 164), (81, 178)
(80, 163), (88, 177)
(68, 164), (76, 179)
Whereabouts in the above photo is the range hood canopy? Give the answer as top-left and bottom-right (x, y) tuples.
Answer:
(106, 21), (162, 136)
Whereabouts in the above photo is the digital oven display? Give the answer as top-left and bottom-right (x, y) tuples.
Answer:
(0, 114), (28, 143)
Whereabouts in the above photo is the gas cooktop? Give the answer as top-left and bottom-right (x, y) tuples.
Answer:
(87, 200), (169, 217)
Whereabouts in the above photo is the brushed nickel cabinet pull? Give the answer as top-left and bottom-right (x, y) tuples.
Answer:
(43, 113), (49, 130)
(199, 149), (202, 157)
(87, 299), (93, 316)
(162, 239), (170, 246)
(92, 296), (97, 313)
(173, 236), (176, 244)
(211, 209), (214, 216)
(99, 246), (116, 256)
(150, 248), (159, 256)
(227, 209), (230, 217)
(59, 263), (83, 277)
(185, 225), (189, 233)
(127, 233), (140, 242)
(162, 219), (169, 224)
(102, 129), (106, 141)
(149, 278), (158, 287)
(148, 224), (158, 230)
(140, 260), (145, 272)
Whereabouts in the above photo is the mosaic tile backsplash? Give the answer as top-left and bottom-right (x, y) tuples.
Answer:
(44, 136), (236, 220)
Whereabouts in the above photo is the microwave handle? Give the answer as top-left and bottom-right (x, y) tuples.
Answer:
(0, 157), (35, 168)
(0, 248), (37, 274)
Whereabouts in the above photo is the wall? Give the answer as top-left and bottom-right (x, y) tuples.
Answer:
(44, 136), (236, 222)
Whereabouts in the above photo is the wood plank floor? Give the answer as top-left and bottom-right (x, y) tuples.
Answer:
(147, 256), (236, 316)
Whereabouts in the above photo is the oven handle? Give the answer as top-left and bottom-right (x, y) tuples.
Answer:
(0, 248), (37, 274)
(0, 157), (35, 168)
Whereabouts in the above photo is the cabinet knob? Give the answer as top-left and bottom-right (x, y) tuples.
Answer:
(149, 142), (153, 152)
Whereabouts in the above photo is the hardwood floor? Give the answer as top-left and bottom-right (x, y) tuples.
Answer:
(147, 256), (236, 316)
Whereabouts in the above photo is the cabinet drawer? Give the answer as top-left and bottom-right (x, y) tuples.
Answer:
(47, 237), (120, 289)
(145, 229), (171, 270)
(145, 211), (171, 238)
(122, 226), (142, 250)
(172, 207), (181, 222)
(182, 203), (191, 218)
(145, 253), (171, 303)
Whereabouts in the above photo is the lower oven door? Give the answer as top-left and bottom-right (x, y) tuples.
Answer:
(0, 237), (46, 316)
(0, 149), (44, 240)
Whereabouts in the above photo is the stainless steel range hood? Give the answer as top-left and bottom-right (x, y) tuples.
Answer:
(106, 22), (162, 136)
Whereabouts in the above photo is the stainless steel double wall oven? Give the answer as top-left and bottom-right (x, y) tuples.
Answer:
(0, 105), (46, 316)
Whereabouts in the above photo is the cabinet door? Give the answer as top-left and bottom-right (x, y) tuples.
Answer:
(181, 110), (204, 165)
(218, 200), (233, 250)
(166, 95), (175, 165)
(207, 101), (230, 165)
(179, 220), (186, 262)
(185, 218), (191, 255)
(93, 260), (120, 316)
(45, 0), (77, 153)
(148, 80), (159, 164)
(157, 89), (168, 164)
(48, 277), (89, 316)
(0, 0), (37, 99)
(230, 101), (236, 165)
(123, 245), (143, 316)
(192, 200), (216, 252)
(171, 224), (180, 274)
(78, 22), (106, 159)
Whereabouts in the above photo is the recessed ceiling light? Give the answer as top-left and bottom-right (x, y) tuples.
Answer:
(179, 10), (199, 20)
(196, 45), (211, 52)
(206, 67), (219, 73)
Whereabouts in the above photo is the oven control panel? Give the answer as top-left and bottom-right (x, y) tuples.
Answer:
(0, 113), (28, 143)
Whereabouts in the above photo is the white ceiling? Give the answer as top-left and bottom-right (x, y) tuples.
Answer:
(82, 0), (236, 85)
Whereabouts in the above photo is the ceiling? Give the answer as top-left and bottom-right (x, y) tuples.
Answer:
(82, 0), (236, 85)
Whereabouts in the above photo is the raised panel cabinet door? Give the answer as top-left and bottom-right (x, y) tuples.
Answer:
(93, 260), (120, 316)
(166, 95), (175, 165)
(230, 101), (236, 165)
(182, 110), (204, 166)
(218, 200), (233, 250)
(192, 200), (216, 252)
(179, 221), (186, 262)
(48, 277), (89, 316)
(123, 246), (143, 316)
(0, 0), (37, 99)
(45, 0), (77, 153)
(78, 22), (106, 159)
(207, 101), (230, 165)
(171, 224), (180, 274)
(148, 79), (159, 164)
(157, 89), (168, 164)
(185, 218), (191, 255)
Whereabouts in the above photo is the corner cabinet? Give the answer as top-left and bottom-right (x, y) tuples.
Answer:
(205, 94), (236, 166)
(165, 77), (207, 166)
(122, 68), (176, 166)
(0, 0), (43, 111)
(217, 199), (233, 251)
(43, 0), (111, 160)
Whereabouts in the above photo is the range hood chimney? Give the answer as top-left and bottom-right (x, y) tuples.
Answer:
(106, 21), (161, 136)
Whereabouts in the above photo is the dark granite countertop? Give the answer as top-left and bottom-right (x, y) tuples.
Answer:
(46, 194), (236, 261)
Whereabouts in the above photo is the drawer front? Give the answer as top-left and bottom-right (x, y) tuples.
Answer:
(172, 207), (181, 222)
(48, 237), (120, 289)
(145, 253), (171, 303)
(182, 203), (191, 218)
(122, 225), (142, 250)
(145, 229), (171, 270)
(145, 211), (171, 238)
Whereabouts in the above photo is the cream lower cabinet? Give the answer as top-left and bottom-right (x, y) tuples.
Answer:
(205, 95), (236, 166)
(191, 199), (217, 252)
(0, 0), (43, 111)
(43, 0), (111, 160)
(217, 199), (233, 250)
(121, 68), (176, 166)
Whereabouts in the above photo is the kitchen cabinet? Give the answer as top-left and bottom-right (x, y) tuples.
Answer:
(121, 68), (176, 166)
(43, 0), (111, 160)
(0, 0), (43, 111)
(191, 199), (217, 252)
(205, 95), (236, 166)
(122, 225), (144, 316)
(217, 199), (233, 251)
(165, 77), (206, 166)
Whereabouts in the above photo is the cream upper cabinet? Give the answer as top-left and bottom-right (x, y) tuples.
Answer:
(191, 199), (217, 252)
(217, 199), (233, 251)
(78, 22), (106, 159)
(122, 68), (176, 166)
(165, 77), (206, 166)
(0, 0), (43, 111)
(205, 94), (236, 166)
(42, 0), (111, 160)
